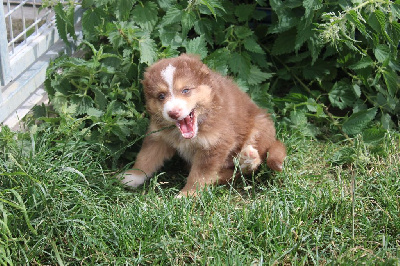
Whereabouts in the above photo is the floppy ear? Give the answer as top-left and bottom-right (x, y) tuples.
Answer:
(200, 63), (210, 75)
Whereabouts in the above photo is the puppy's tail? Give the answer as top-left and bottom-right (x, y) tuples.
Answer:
(266, 140), (286, 172)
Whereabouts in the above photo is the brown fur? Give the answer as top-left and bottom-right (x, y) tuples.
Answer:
(121, 54), (286, 196)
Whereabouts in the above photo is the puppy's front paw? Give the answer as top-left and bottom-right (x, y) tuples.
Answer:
(120, 170), (147, 187)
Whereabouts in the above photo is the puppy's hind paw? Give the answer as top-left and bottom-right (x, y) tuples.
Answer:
(239, 145), (261, 173)
(267, 159), (283, 172)
(120, 170), (147, 187)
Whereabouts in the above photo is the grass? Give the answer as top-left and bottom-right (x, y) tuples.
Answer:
(0, 124), (399, 265)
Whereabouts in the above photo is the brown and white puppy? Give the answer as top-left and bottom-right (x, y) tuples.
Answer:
(121, 54), (286, 196)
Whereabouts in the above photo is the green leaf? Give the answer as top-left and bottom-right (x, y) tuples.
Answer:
(93, 88), (108, 111)
(381, 113), (393, 130)
(234, 26), (254, 39)
(161, 6), (182, 26)
(389, 21), (400, 47)
(228, 52), (251, 78)
(205, 49), (230, 75)
(295, 21), (314, 51)
(194, 18), (214, 44)
(139, 35), (158, 65)
(349, 56), (374, 70)
(330, 147), (355, 165)
(342, 108), (377, 135)
(199, 0), (225, 17)
(181, 11), (197, 37)
(73, 95), (95, 115)
(132, 1), (158, 32)
(383, 70), (399, 97)
(243, 38), (265, 54)
(159, 25), (183, 49)
(87, 108), (104, 117)
(271, 29), (296, 55)
(290, 109), (308, 126)
(346, 10), (368, 37)
(54, 3), (75, 46)
(329, 80), (357, 109)
(235, 4), (255, 22)
(352, 84), (361, 98)
(374, 44), (390, 63)
(82, 7), (103, 42)
(247, 65), (271, 85)
(303, 0), (322, 18)
(368, 10), (392, 44)
(115, 0), (136, 21)
(362, 127), (386, 143)
(183, 35), (208, 59)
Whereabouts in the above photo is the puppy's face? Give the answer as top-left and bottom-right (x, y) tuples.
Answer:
(142, 55), (212, 139)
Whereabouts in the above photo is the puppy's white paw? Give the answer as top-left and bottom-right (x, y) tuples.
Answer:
(239, 145), (261, 173)
(120, 171), (147, 187)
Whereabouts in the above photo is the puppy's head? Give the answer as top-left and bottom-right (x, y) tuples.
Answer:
(142, 54), (212, 139)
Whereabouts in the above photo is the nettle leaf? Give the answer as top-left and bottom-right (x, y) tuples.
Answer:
(82, 7), (103, 42)
(139, 34), (157, 65)
(346, 10), (368, 37)
(330, 147), (356, 165)
(342, 108), (377, 136)
(247, 65), (271, 85)
(329, 80), (358, 109)
(199, 0), (225, 17)
(349, 56), (374, 70)
(205, 49), (230, 75)
(87, 108), (104, 118)
(93, 88), (108, 111)
(235, 4), (255, 22)
(54, 3), (76, 46)
(374, 44), (390, 63)
(381, 113), (393, 130)
(234, 26), (254, 39)
(131, 1), (158, 32)
(159, 25), (183, 49)
(161, 6), (182, 26)
(243, 38), (265, 54)
(389, 21), (400, 47)
(183, 35), (208, 59)
(158, 0), (175, 10)
(115, 0), (135, 21)
(352, 84), (361, 98)
(194, 18), (214, 45)
(271, 28), (296, 55)
(303, 60), (336, 80)
(72, 95), (95, 116)
(383, 70), (399, 97)
(368, 10), (392, 44)
(181, 11), (197, 37)
(362, 127), (386, 143)
(228, 52), (251, 79)
(295, 20), (314, 51)
(303, 0), (322, 18)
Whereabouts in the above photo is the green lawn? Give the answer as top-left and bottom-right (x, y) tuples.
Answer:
(0, 125), (399, 264)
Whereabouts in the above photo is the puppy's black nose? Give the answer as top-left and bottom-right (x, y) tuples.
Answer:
(168, 110), (180, 120)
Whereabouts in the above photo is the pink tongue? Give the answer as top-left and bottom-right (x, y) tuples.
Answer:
(177, 115), (194, 138)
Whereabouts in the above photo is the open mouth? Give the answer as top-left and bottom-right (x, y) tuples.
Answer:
(176, 109), (197, 139)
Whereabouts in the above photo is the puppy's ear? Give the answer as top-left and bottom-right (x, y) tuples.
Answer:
(200, 64), (210, 75)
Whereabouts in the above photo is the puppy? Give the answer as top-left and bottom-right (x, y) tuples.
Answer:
(121, 54), (286, 196)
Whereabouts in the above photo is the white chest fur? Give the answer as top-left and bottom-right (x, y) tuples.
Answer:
(160, 128), (220, 163)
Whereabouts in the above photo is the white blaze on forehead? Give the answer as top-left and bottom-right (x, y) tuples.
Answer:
(161, 64), (176, 96)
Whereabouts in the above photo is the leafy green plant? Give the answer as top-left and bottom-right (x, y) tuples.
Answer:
(265, 0), (399, 137)
(39, 0), (399, 163)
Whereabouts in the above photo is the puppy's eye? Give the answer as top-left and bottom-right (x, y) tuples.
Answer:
(158, 93), (166, 101)
(182, 88), (190, 94)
